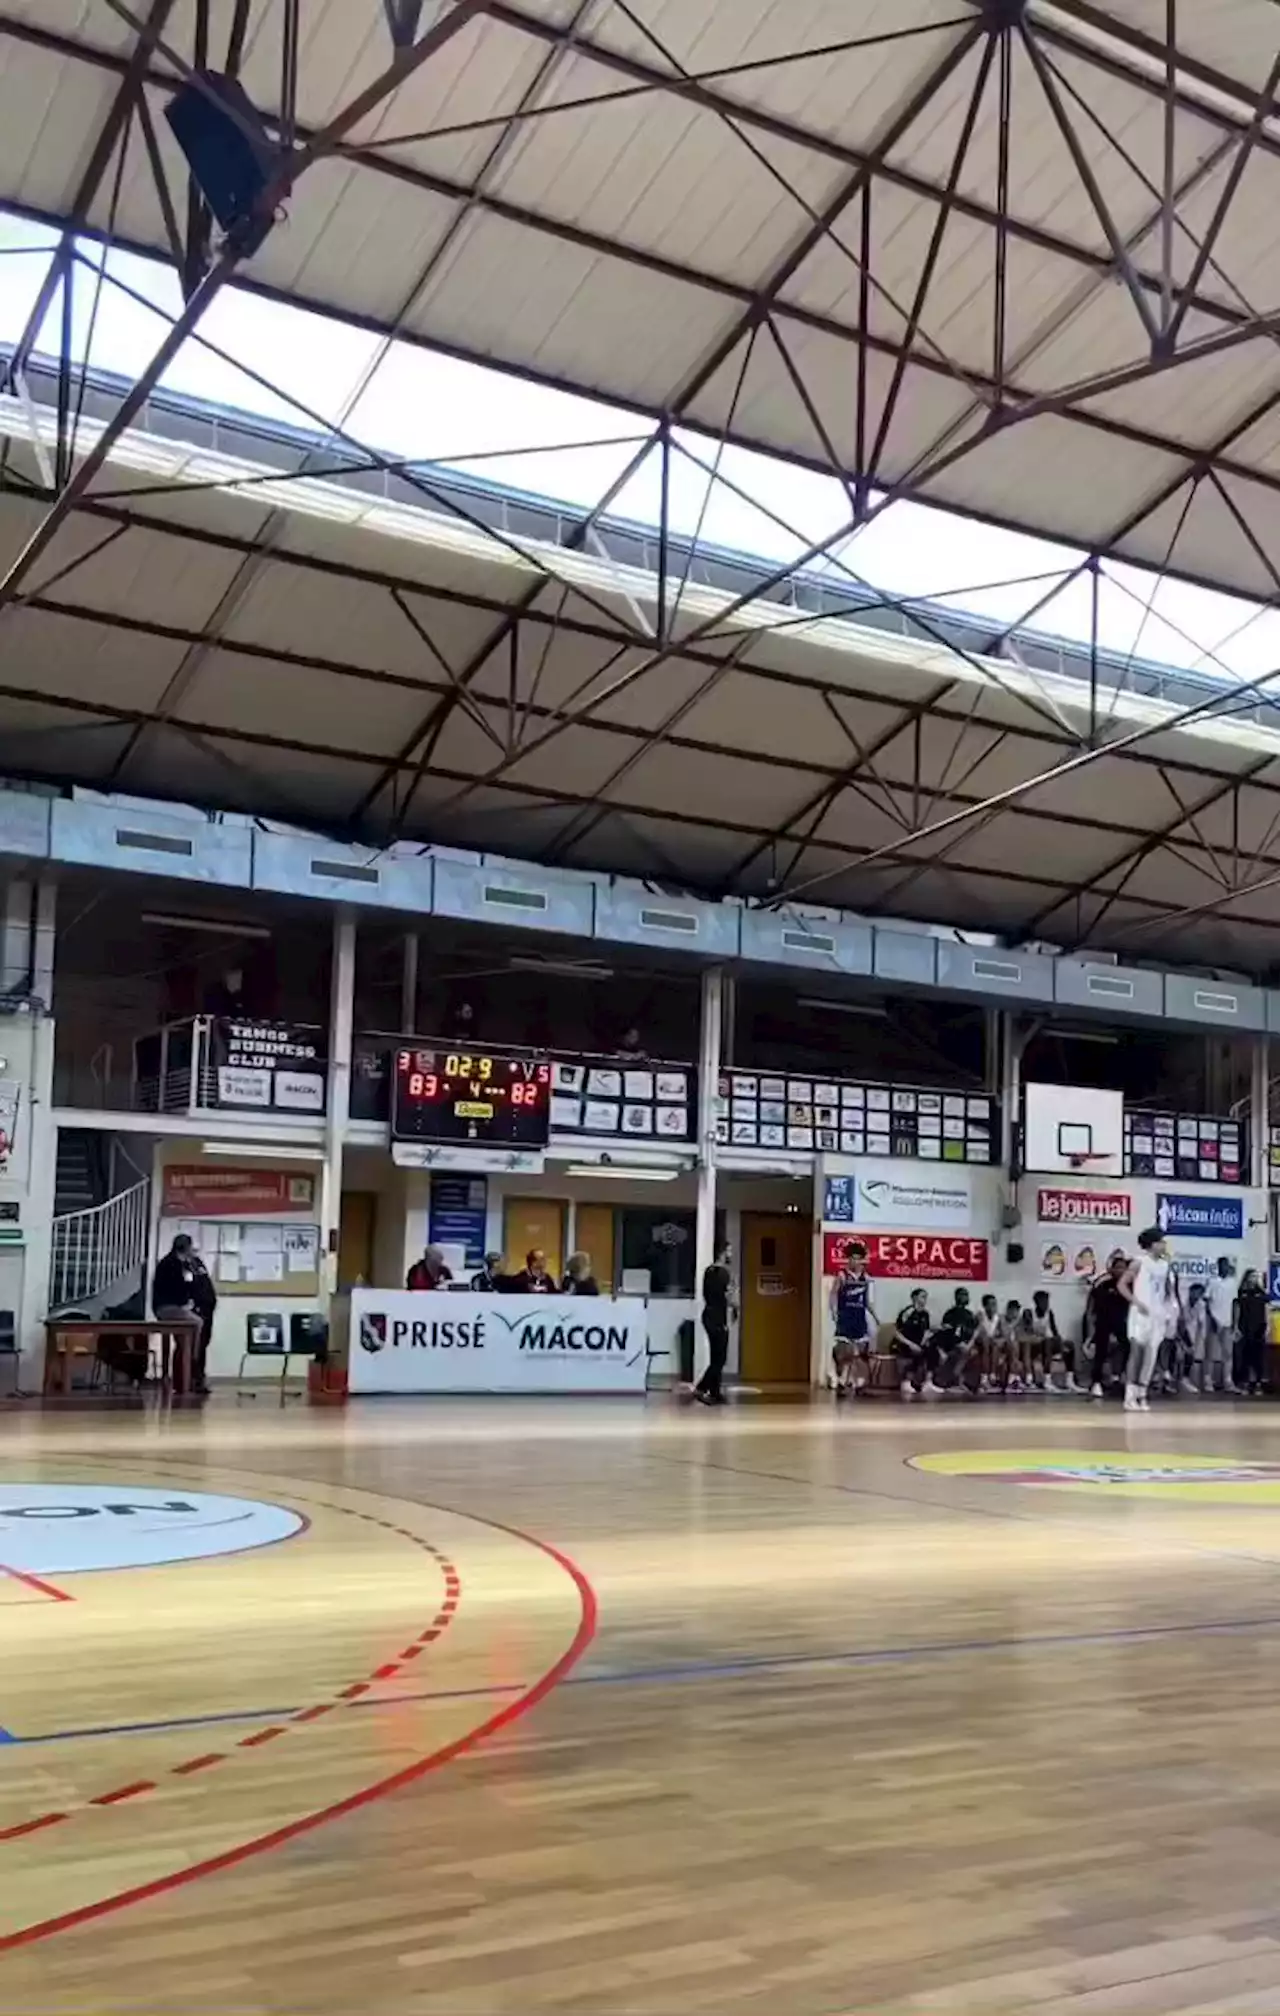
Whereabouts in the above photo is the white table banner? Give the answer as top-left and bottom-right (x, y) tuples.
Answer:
(349, 1289), (650, 1394)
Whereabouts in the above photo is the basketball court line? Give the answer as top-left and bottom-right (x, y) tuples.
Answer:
(9, 1604), (1280, 1749)
(0, 1564), (71, 1603)
(0, 1510), (598, 1954)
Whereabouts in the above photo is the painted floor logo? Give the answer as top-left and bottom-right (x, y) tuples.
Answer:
(909, 1450), (1280, 1503)
(0, 1484), (303, 1572)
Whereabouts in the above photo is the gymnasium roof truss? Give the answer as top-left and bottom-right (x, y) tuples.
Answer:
(7, 2), (1280, 972)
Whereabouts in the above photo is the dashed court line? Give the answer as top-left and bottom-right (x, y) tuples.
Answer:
(0, 1498), (461, 1845)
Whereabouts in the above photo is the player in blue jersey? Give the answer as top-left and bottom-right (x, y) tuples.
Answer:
(829, 1241), (879, 1397)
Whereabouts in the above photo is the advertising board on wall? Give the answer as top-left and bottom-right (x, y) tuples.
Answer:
(1156, 1193), (1245, 1240)
(1037, 1188), (1131, 1226)
(823, 1232), (989, 1282)
(210, 1020), (326, 1114)
(348, 1289), (650, 1394)
(161, 1165), (317, 1218)
(721, 1073), (995, 1161)
(427, 1175), (488, 1272)
(824, 1167), (972, 1231)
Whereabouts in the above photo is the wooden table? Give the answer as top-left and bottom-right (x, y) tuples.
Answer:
(42, 1316), (201, 1396)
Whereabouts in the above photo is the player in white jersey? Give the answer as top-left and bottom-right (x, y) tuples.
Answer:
(1119, 1225), (1169, 1412)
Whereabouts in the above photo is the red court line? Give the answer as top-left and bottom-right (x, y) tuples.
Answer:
(1, 1564), (72, 1604)
(0, 1500), (597, 1953)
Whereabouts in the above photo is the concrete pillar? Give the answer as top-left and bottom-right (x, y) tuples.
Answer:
(401, 932), (419, 1034)
(1250, 1035), (1269, 1194)
(320, 913), (356, 1297)
(693, 966), (724, 1382)
(0, 879), (31, 996)
(0, 876), (55, 1006)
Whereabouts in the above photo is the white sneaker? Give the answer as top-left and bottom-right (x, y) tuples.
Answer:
(1138, 1393), (1152, 1410)
(900, 1381), (915, 1401)
(1090, 1382), (1103, 1398)
(1065, 1377), (1085, 1395)
(1180, 1378), (1199, 1396)
(921, 1379), (942, 1399)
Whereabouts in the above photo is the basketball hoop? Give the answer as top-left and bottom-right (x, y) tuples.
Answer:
(1068, 1151), (1110, 1171)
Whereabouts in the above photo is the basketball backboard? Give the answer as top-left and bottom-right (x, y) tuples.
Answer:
(1023, 1083), (1124, 1175)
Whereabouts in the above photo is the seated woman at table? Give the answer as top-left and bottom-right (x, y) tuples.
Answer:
(562, 1251), (600, 1295)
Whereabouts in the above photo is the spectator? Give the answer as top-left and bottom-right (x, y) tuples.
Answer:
(893, 1288), (936, 1400)
(1236, 1268), (1269, 1395)
(204, 966), (247, 1018)
(1183, 1281), (1209, 1394)
(448, 999), (479, 1045)
(616, 1025), (647, 1060)
(470, 1252), (506, 1292)
(562, 1251), (600, 1296)
(1206, 1256), (1239, 1394)
(512, 1248), (555, 1295)
(406, 1245), (453, 1291)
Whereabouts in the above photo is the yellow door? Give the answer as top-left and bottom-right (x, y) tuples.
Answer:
(337, 1191), (376, 1289)
(573, 1203), (615, 1292)
(740, 1213), (811, 1384)
(503, 1197), (565, 1282)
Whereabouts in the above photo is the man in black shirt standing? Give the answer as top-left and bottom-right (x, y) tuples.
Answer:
(696, 1242), (735, 1407)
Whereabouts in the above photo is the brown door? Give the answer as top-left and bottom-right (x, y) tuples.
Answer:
(740, 1213), (811, 1384)
(338, 1191), (377, 1289)
(503, 1197), (565, 1282)
(573, 1203), (616, 1292)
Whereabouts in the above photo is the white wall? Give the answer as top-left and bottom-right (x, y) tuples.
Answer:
(815, 1161), (1271, 1380)
(1007, 1171), (1270, 1350)
(814, 1157), (1006, 1379)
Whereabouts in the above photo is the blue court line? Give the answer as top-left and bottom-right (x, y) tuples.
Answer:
(10, 1608), (1280, 1747)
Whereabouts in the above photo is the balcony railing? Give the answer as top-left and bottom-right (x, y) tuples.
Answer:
(131, 1016), (327, 1118)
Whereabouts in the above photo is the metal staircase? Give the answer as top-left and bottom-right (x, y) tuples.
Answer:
(49, 1130), (151, 1315)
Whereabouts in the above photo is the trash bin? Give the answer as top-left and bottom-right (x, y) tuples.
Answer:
(678, 1317), (695, 1385)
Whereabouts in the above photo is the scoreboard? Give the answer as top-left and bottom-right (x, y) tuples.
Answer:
(392, 1049), (551, 1146)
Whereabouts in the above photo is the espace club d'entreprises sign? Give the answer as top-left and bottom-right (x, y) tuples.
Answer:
(349, 1289), (650, 1395)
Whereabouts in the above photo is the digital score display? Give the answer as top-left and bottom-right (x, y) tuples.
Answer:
(391, 1049), (551, 1146)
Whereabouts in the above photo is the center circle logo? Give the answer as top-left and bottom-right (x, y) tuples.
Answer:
(0, 1484), (303, 1572)
(909, 1450), (1280, 1503)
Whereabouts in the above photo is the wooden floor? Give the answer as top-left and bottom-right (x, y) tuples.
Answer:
(8, 1396), (1280, 2012)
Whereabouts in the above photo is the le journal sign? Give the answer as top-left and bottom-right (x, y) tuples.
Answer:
(823, 1232), (989, 1281)
(1038, 1188), (1132, 1227)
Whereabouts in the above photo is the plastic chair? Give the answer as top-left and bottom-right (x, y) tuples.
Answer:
(237, 1311), (309, 1404)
